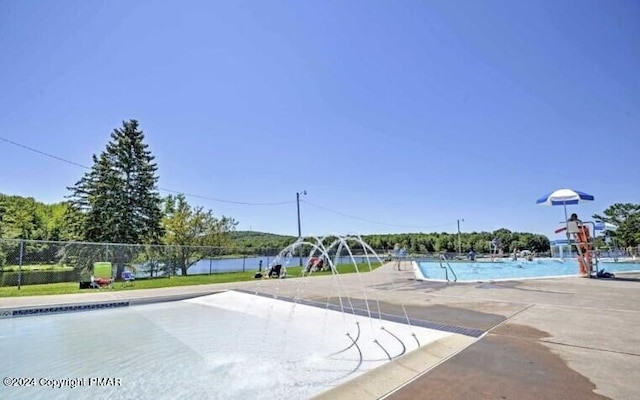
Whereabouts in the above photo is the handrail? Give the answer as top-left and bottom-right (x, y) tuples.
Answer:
(438, 254), (458, 282)
(438, 257), (449, 281)
(584, 221), (599, 274)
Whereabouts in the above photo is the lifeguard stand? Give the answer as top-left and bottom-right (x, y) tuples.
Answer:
(566, 220), (598, 277)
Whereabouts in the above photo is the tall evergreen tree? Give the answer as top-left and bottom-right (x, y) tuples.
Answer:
(67, 120), (164, 244)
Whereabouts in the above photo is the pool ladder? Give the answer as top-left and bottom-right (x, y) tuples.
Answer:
(439, 254), (458, 282)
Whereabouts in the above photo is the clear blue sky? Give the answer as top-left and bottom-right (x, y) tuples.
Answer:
(1, 0), (638, 239)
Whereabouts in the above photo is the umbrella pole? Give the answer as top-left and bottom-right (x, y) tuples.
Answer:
(563, 203), (569, 241)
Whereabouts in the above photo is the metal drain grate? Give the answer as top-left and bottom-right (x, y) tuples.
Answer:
(2, 301), (130, 319)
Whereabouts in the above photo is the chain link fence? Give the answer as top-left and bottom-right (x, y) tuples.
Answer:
(0, 239), (397, 288)
(0, 239), (296, 288)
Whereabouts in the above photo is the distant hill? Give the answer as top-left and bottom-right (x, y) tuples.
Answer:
(228, 231), (296, 241)
(228, 230), (297, 250)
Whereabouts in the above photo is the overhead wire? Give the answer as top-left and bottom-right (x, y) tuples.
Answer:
(301, 199), (457, 229)
(0, 136), (90, 169)
(1, 134), (454, 227)
(0, 135), (294, 206)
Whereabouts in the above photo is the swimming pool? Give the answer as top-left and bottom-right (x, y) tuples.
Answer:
(0, 291), (452, 400)
(413, 259), (640, 282)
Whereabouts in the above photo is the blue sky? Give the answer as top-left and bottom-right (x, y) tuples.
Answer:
(0, 0), (638, 239)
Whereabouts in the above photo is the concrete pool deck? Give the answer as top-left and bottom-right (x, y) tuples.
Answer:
(1, 261), (639, 399)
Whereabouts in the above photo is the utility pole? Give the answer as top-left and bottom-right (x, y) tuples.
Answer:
(457, 218), (464, 257)
(296, 190), (307, 266)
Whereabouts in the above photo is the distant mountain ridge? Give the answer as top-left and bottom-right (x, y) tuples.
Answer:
(229, 231), (296, 240)
(228, 230), (297, 250)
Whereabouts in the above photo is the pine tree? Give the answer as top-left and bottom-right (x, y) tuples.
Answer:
(67, 119), (164, 244)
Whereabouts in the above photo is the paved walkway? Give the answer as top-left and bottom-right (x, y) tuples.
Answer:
(2, 262), (639, 399)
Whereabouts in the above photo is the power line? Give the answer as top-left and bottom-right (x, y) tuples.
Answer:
(1, 134), (457, 228)
(157, 187), (295, 206)
(0, 136), (90, 170)
(301, 199), (457, 229)
(0, 135), (295, 206)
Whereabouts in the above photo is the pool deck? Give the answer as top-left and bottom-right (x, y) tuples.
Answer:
(2, 261), (640, 399)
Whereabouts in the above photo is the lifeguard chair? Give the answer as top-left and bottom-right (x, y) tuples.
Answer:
(566, 221), (595, 277)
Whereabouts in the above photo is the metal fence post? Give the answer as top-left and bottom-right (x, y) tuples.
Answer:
(17, 239), (24, 290)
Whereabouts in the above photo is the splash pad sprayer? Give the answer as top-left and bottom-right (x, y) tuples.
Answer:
(265, 234), (421, 363)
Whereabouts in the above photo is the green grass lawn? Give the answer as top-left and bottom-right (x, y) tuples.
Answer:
(2, 264), (73, 272)
(0, 262), (383, 297)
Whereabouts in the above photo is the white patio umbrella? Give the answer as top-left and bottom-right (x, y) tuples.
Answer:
(536, 188), (595, 222)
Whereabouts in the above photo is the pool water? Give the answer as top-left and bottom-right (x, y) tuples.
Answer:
(0, 291), (451, 400)
(414, 259), (640, 282)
